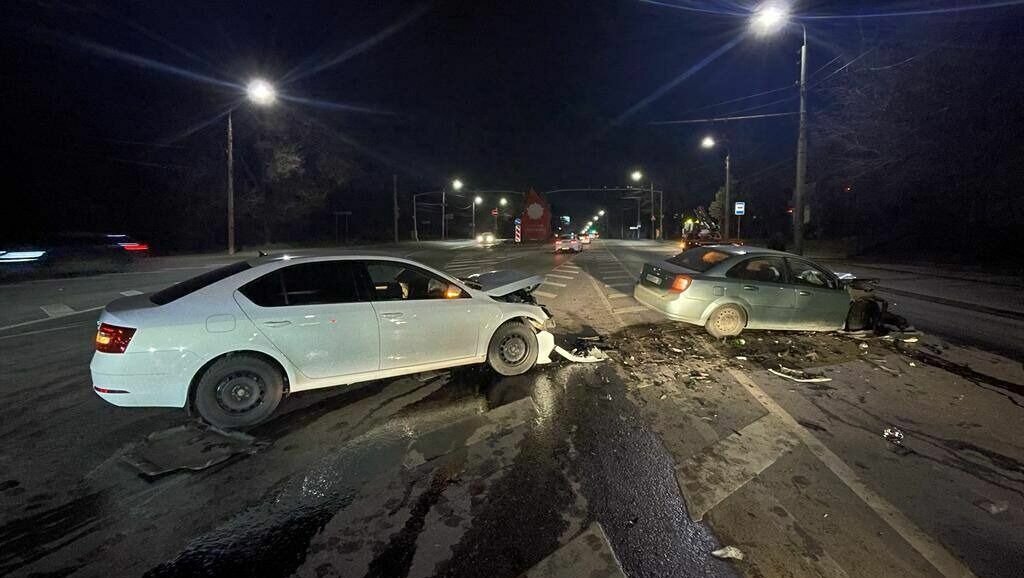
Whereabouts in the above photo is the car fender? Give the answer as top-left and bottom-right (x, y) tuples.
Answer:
(188, 318), (302, 394)
(479, 304), (550, 356)
(697, 296), (752, 325)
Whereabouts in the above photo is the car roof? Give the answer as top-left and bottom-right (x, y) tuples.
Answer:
(244, 253), (424, 267)
(699, 244), (795, 258)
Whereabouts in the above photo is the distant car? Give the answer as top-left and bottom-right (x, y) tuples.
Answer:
(633, 245), (852, 338)
(580, 234), (591, 244)
(91, 255), (556, 428)
(554, 234), (582, 253)
(1, 232), (149, 275)
(476, 232), (497, 245)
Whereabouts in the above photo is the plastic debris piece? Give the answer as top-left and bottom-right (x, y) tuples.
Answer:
(553, 345), (608, 363)
(974, 499), (1008, 515)
(859, 343), (869, 349)
(659, 393), (668, 400)
(669, 347), (685, 354)
(883, 426), (905, 446)
(768, 366), (832, 383)
(902, 337), (919, 343)
(711, 546), (745, 561)
(735, 356), (748, 361)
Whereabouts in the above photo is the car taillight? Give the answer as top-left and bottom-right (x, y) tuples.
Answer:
(95, 323), (136, 353)
(118, 242), (149, 251)
(669, 275), (692, 293)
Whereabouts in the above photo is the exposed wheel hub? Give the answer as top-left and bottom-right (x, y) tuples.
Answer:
(216, 372), (265, 414)
(499, 335), (528, 365)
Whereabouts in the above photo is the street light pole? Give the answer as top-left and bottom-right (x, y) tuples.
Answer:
(226, 111), (235, 255)
(793, 24), (808, 255)
(441, 188), (446, 240)
(724, 152), (731, 240)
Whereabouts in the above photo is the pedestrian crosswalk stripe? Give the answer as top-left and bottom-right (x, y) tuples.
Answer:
(120, 290), (143, 297)
(542, 281), (567, 288)
(545, 273), (576, 280)
(601, 274), (633, 280)
(606, 293), (631, 299)
(533, 290), (558, 299)
(612, 305), (649, 314)
(604, 282), (634, 288)
(40, 303), (75, 317)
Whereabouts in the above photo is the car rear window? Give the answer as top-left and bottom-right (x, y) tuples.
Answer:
(666, 247), (731, 272)
(150, 261), (251, 305)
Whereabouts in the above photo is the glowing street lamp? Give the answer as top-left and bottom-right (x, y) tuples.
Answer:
(701, 135), (716, 149)
(630, 170), (643, 182)
(499, 197), (508, 206)
(246, 78), (277, 106)
(751, 3), (789, 36)
(598, 209), (605, 216)
(452, 179), (464, 191)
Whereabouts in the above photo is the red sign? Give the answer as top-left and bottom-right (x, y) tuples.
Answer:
(519, 188), (551, 241)
(491, 208), (498, 216)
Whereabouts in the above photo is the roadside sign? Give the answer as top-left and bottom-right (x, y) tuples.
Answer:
(491, 208), (498, 216)
(734, 202), (745, 216)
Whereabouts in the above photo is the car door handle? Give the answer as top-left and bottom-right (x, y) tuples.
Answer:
(380, 312), (404, 319)
(742, 285), (759, 291)
(798, 290), (811, 296)
(262, 320), (291, 327)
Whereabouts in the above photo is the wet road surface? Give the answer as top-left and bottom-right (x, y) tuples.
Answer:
(1, 240), (1022, 577)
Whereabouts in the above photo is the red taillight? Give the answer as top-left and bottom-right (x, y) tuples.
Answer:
(119, 242), (149, 251)
(669, 275), (692, 293)
(95, 323), (136, 353)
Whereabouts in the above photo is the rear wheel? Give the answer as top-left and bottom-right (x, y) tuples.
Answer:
(194, 354), (284, 429)
(705, 304), (747, 338)
(487, 321), (539, 376)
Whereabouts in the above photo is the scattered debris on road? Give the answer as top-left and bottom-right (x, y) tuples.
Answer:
(121, 422), (264, 478)
(974, 499), (1009, 515)
(768, 366), (833, 383)
(710, 545), (745, 561)
(882, 426), (905, 447)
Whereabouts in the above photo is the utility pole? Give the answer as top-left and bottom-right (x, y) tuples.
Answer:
(659, 188), (664, 240)
(723, 153), (731, 240)
(392, 174), (399, 243)
(441, 188), (446, 240)
(412, 197), (418, 242)
(793, 25), (808, 255)
(226, 112), (235, 255)
(649, 181), (655, 240)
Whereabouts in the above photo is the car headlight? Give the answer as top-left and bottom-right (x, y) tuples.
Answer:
(476, 235), (484, 242)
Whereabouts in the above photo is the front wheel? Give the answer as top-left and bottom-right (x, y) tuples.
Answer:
(705, 304), (747, 338)
(487, 321), (539, 376)
(194, 354), (285, 429)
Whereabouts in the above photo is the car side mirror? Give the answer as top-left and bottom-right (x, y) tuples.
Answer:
(444, 284), (464, 299)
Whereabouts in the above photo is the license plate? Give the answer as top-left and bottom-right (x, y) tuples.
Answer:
(646, 274), (662, 285)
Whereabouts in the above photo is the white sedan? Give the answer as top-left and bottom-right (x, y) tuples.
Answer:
(91, 255), (556, 428)
(554, 234), (582, 253)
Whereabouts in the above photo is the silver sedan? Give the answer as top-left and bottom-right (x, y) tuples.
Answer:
(633, 245), (852, 338)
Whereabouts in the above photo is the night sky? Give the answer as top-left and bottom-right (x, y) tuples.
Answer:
(3, 1), (1023, 248)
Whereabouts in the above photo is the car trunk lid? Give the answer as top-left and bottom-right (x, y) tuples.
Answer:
(640, 260), (697, 291)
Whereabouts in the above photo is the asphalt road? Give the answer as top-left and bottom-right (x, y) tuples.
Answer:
(1, 240), (1021, 578)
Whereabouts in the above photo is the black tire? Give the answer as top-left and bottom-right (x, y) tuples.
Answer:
(487, 321), (539, 376)
(705, 304), (747, 338)
(194, 354), (285, 429)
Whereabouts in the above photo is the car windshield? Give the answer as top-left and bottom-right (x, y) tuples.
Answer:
(666, 247), (732, 272)
(150, 261), (251, 305)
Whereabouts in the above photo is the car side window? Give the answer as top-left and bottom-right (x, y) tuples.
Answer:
(364, 261), (464, 301)
(787, 259), (838, 290)
(726, 257), (786, 284)
(239, 261), (365, 307)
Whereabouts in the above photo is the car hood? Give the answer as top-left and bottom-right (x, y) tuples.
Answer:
(460, 270), (545, 297)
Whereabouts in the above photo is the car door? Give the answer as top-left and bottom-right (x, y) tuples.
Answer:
(234, 260), (380, 380)
(364, 260), (482, 370)
(723, 256), (795, 328)
(785, 258), (851, 330)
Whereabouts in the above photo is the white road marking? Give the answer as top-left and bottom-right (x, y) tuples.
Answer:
(606, 293), (631, 299)
(120, 290), (143, 296)
(545, 273), (576, 280)
(40, 303), (74, 317)
(0, 322), (92, 341)
(0, 306), (104, 332)
(532, 291), (558, 299)
(604, 282), (634, 289)
(723, 365), (978, 578)
(611, 305), (649, 315)
(541, 281), (567, 288)
(676, 413), (800, 521)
